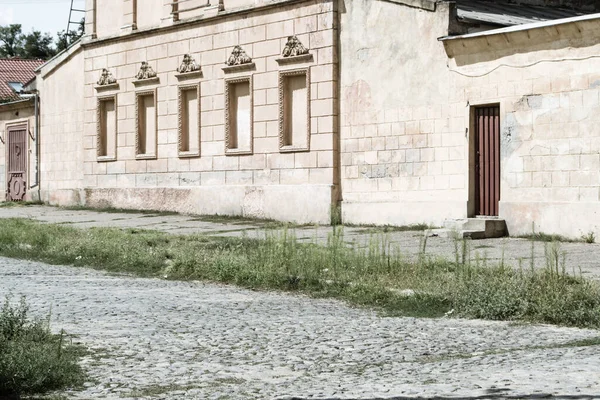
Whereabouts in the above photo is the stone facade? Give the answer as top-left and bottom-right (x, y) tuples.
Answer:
(77, 0), (339, 224)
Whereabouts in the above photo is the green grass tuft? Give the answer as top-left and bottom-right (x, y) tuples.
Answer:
(0, 295), (85, 397)
(1, 219), (600, 328)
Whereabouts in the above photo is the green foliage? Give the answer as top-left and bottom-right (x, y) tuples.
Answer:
(582, 231), (596, 244)
(0, 295), (85, 396)
(1, 218), (600, 328)
(0, 24), (24, 58)
(0, 20), (85, 61)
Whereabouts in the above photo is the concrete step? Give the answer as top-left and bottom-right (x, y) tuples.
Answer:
(432, 218), (507, 240)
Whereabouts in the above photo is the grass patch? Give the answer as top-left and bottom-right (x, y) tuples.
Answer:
(0, 201), (44, 208)
(1, 218), (600, 328)
(350, 223), (433, 233)
(0, 295), (85, 398)
(61, 205), (179, 216)
(517, 232), (581, 243)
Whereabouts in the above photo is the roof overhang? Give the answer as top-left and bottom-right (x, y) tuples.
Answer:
(439, 12), (600, 41)
(0, 97), (34, 111)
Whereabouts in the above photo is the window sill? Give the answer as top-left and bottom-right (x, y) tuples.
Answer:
(178, 151), (200, 158)
(225, 148), (253, 156)
(97, 155), (117, 162)
(280, 145), (310, 153)
(135, 154), (157, 160)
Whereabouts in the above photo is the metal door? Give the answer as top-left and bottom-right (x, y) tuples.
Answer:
(475, 106), (500, 216)
(7, 125), (27, 201)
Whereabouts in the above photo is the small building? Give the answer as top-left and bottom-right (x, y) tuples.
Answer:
(3, 0), (600, 238)
(0, 58), (45, 201)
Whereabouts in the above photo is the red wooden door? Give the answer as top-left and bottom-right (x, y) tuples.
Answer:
(7, 125), (27, 201)
(475, 106), (500, 216)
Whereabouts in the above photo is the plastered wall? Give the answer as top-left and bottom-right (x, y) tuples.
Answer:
(339, 0), (460, 226)
(38, 47), (86, 205)
(445, 18), (600, 237)
(340, 0), (600, 238)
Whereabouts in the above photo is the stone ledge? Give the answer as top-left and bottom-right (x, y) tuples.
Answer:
(222, 63), (255, 74)
(175, 71), (203, 80)
(132, 77), (160, 87)
(94, 83), (119, 92)
(275, 54), (313, 65)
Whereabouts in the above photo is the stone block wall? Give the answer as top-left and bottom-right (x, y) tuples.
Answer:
(81, 0), (338, 223)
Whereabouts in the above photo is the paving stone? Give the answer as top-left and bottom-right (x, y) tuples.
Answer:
(1, 257), (600, 399)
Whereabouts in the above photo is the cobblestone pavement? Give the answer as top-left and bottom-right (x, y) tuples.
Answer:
(2, 257), (600, 399)
(2, 205), (600, 279)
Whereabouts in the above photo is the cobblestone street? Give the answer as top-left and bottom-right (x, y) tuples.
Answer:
(1, 256), (600, 399)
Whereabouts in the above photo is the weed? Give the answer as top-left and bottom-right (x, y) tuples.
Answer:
(582, 231), (596, 244)
(0, 295), (85, 397)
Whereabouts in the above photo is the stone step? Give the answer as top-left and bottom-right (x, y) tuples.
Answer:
(432, 218), (508, 240)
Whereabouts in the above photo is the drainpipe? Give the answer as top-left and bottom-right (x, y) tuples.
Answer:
(21, 92), (40, 199)
(32, 92), (40, 199)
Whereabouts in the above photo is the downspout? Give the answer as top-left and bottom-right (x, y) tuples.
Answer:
(29, 92), (40, 199)
(19, 92), (40, 199)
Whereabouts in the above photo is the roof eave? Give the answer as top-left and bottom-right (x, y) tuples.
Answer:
(440, 11), (600, 41)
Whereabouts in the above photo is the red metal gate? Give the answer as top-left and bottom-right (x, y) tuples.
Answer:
(7, 125), (27, 201)
(475, 106), (500, 216)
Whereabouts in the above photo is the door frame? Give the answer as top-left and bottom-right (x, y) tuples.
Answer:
(5, 120), (29, 202)
(468, 103), (501, 218)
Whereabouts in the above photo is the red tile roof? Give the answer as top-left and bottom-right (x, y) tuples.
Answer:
(0, 58), (45, 101)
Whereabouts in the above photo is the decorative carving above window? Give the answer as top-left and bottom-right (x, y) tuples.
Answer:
(223, 45), (255, 73)
(177, 54), (201, 74)
(282, 36), (309, 57)
(136, 61), (157, 80)
(97, 68), (117, 86)
(175, 54), (203, 80)
(227, 45), (252, 66)
(95, 68), (119, 91)
(133, 61), (159, 86)
(276, 36), (313, 65)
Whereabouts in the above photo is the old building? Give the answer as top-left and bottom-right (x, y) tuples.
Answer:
(3, 0), (600, 238)
(0, 58), (45, 202)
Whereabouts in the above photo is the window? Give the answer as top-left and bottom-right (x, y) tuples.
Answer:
(279, 69), (310, 152)
(97, 95), (117, 161)
(7, 82), (23, 93)
(135, 90), (157, 159)
(178, 84), (200, 157)
(134, 0), (162, 29)
(225, 77), (253, 155)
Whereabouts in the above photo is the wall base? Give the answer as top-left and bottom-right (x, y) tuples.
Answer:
(83, 185), (334, 225)
(501, 201), (600, 239)
(342, 200), (467, 227)
(40, 189), (86, 206)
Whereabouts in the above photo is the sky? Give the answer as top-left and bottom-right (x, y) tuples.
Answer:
(0, 0), (85, 37)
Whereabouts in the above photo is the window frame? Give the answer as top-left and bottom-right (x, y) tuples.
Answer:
(177, 83), (201, 158)
(278, 68), (311, 153)
(135, 89), (158, 160)
(96, 94), (118, 162)
(224, 75), (254, 156)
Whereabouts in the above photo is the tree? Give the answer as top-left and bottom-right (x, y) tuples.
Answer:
(0, 24), (24, 58)
(21, 31), (55, 60)
(0, 19), (85, 60)
(55, 19), (84, 54)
